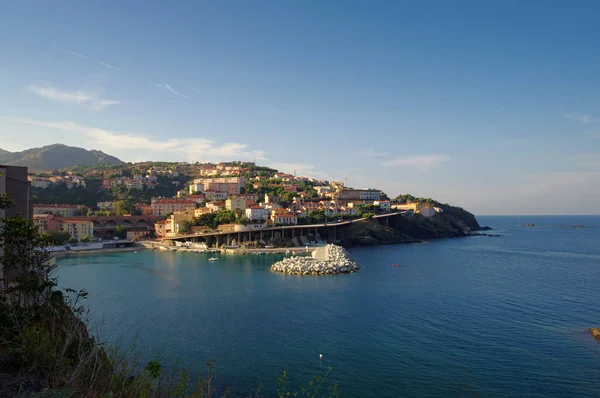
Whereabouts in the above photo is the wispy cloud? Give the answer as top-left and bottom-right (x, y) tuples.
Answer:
(358, 148), (388, 157)
(65, 50), (88, 60)
(189, 85), (202, 94)
(28, 84), (119, 110)
(95, 60), (118, 70)
(149, 82), (188, 99)
(382, 155), (451, 172)
(565, 113), (599, 124)
(51, 45), (119, 70)
(2, 117), (262, 162)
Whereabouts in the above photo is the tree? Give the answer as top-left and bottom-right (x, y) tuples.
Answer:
(179, 220), (192, 234)
(217, 209), (236, 225)
(234, 209), (244, 219)
(281, 192), (295, 203)
(0, 194), (55, 306)
(114, 226), (126, 239)
(42, 230), (71, 245)
(308, 209), (325, 223)
(114, 200), (132, 216)
(195, 213), (218, 229)
(80, 235), (92, 243)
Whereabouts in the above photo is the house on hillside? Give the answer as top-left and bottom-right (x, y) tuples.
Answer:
(271, 210), (298, 225)
(245, 206), (269, 221)
(226, 196), (247, 212)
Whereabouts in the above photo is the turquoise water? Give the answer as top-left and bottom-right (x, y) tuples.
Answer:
(56, 216), (600, 397)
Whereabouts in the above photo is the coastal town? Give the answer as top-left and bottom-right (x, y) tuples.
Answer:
(20, 161), (443, 248)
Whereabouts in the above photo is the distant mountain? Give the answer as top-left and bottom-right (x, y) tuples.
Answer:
(0, 144), (124, 172)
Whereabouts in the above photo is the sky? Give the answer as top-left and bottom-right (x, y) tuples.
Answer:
(1, 1), (599, 215)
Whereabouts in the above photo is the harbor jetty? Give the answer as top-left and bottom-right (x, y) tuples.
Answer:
(270, 244), (360, 275)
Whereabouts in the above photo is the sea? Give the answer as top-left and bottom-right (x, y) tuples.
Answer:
(55, 216), (600, 397)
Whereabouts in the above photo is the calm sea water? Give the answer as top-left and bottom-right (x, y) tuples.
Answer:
(55, 216), (600, 397)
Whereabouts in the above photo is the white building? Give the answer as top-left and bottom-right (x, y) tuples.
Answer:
(205, 191), (228, 201)
(29, 177), (52, 189)
(374, 200), (391, 211)
(271, 211), (298, 225)
(189, 183), (204, 194)
(245, 206), (269, 221)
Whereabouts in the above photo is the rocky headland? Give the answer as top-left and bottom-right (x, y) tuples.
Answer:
(336, 205), (491, 247)
(271, 244), (360, 275)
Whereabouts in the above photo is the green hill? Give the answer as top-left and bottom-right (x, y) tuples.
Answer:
(0, 144), (123, 172)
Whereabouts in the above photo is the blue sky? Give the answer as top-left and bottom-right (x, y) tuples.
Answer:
(1, 1), (599, 215)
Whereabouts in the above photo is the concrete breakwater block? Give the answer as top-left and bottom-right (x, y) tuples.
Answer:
(270, 244), (360, 275)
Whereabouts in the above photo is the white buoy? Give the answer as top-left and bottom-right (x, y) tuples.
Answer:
(319, 354), (323, 359)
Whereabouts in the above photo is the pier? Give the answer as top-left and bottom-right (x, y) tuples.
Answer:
(160, 211), (407, 248)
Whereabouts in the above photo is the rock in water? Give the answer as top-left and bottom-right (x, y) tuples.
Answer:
(270, 244), (360, 275)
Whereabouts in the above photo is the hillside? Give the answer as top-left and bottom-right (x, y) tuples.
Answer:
(0, 144), (123, 172)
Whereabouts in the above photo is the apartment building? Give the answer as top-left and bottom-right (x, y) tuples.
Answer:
(59, 220), (94, 241)
(245, 206), (269, 221)
(271, 210), (298, 225)
(151, 199), (196, 216)
(204, 191), (229, 201)
(225, 196), (247, 212)
(32, 214), (59, 232)
(154, 219), (171, 238)
(335, 188), (381, 202)
(192, 177), (246, 195)
(33, 204), (78, 217)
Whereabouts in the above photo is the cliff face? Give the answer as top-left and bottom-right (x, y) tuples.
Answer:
(337, 219), (420, 247)
(336, 206), (486, 247)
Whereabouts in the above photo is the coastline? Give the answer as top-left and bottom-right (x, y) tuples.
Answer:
(52, 246), (144, 257)
(50, 243), (316, 259)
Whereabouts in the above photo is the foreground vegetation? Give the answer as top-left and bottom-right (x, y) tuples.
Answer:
(0, 194), (339, 397)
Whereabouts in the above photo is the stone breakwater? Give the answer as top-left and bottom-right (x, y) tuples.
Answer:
(270, 244), (360, 275)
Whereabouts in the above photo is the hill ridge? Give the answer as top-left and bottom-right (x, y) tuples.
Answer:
(0, 143), (123, 171)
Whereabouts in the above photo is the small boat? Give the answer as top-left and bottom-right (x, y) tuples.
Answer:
(392, 263), (402, 267)
(208, 257), (219, 261)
